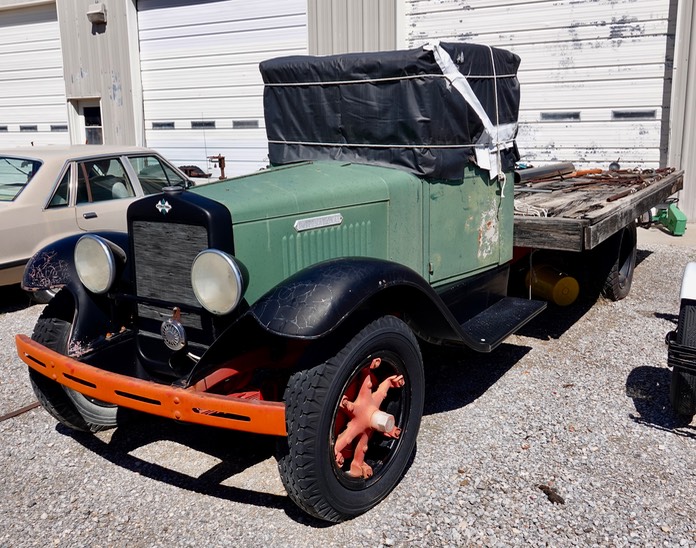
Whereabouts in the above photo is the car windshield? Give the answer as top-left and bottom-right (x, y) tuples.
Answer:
(0, 156), (42, 201)
(127, 155), (190, 194)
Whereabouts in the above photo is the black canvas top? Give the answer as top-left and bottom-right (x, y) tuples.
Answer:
(260, 42), (521, 180)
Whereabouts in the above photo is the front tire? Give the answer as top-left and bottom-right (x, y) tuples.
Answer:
(29, 290), (118, 432)
(277, 316), (424, 522)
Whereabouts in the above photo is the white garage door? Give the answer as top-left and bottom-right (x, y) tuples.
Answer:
(0, 4), (69, 148)
(405, 0), (673, 169)
(138, 0), (308, 178)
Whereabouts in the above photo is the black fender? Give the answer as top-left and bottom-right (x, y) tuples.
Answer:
(248, 257), (464, 343)
(22, 231), (130, 345)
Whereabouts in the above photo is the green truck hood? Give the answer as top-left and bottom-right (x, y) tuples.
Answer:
(189, 161), (423, 303)
(190, 161), (399, 223)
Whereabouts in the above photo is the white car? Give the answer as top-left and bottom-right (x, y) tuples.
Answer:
(0, 145), (192, 298)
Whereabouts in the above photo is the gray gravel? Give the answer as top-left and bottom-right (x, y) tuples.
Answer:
(1, 229), (695, 547)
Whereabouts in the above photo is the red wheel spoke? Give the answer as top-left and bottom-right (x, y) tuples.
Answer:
(333, 358), (404, 478)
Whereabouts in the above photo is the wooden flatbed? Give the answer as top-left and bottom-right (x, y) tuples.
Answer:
(513, 168), (684, 252)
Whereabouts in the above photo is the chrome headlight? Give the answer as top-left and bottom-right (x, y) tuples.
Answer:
(74, 235), (117, 294)
(191, 249), (245, 315)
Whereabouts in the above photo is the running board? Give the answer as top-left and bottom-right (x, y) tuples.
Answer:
(459, 297), (547, 352)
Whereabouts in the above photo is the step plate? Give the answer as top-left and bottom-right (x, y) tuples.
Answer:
(459, 297), (546, 352)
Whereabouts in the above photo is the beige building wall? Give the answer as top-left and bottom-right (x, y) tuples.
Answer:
(55, 0), (143, 145)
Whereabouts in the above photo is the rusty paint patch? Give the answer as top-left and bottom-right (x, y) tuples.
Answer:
(68, 339), (91, 358)
(477, 198), (499, 260)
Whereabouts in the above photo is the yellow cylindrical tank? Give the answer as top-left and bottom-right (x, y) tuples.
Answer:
(525, 265), (579, 306)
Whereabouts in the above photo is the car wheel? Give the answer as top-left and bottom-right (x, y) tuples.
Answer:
(277, 316), (424, 522)
(29, 290), (118, 432)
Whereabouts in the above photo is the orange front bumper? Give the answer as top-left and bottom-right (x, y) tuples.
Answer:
(16, 335), (287, 436)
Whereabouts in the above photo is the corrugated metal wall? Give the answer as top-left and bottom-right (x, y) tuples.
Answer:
(137, 0), (308, 177)
(0, 2), (69, 147)
(404, 0), (676, 170)
(308, 0), (397, 54)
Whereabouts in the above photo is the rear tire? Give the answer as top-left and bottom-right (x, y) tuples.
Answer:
(597, 222), (637, 301)
(277, 316), (424, 522)
(29, 290), (118, 432)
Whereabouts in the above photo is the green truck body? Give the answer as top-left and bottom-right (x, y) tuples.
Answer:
(193, 161), (513, 303)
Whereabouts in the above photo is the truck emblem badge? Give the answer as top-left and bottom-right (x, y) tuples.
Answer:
(294, 213), (343, 232)
(156, 199), (172, 215)
(161, 307), (186, 351)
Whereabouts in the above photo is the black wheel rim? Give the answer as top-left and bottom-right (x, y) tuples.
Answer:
(329, 350), (410, 490)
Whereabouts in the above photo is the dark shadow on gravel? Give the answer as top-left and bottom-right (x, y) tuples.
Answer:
(625, 365), (696, 439)
(513, 248), (654, 341)
(515, 295), (600, 341)
(55, 342), (534, 526)
(0, 284), (34, 314)
(654, 312), (679, 326)
(57, 418), (331, 525)
(422, 342), (531, 415)
(57, 417), (359, 527)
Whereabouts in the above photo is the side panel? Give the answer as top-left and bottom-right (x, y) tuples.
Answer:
(234, 202), (389, 304)
(428, 165), (513, 285)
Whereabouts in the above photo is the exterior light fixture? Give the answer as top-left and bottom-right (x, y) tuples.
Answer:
(86, 3), (107, 24)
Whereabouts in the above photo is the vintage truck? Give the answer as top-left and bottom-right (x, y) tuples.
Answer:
(14, 42), (682, 522)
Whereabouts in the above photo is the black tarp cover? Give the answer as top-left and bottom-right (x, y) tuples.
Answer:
(260, 42), (521, 180)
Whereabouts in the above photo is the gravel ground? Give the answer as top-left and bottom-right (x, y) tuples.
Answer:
(1, 228), (695, 547)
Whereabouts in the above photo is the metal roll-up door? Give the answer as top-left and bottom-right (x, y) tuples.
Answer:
(0, 3), (69, 147)
(137, 0), (308, 178)
(404, 0), (674, 169)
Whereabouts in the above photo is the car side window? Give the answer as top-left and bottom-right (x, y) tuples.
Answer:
(47, 167), (70, 208)
(76, 157), (135, 204)
(128, 155), (187, 195)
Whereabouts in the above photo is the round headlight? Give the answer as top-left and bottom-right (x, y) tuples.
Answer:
(191, 249), (245, 315)
(74, 235), (117, 294)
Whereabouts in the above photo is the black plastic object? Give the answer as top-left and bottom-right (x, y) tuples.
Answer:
(668, 341), (696, 417)
(261, 42), (521, 180)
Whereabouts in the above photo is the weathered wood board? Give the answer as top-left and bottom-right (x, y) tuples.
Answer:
(513, 169), (684, 251)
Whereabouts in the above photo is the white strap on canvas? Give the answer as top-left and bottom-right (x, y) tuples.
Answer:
(424, 42), (517, 181)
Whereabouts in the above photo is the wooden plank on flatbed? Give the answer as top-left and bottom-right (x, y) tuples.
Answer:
(583, 170), (683, 249)
(513, 169), (683, 251)
(513, 216), (588, 251)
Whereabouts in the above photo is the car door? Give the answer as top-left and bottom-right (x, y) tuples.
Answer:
(1, 161), (77, 284)
(75, 156), (140, 232)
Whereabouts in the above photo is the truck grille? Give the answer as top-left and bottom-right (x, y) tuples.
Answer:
(132, 221), (208, 326)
